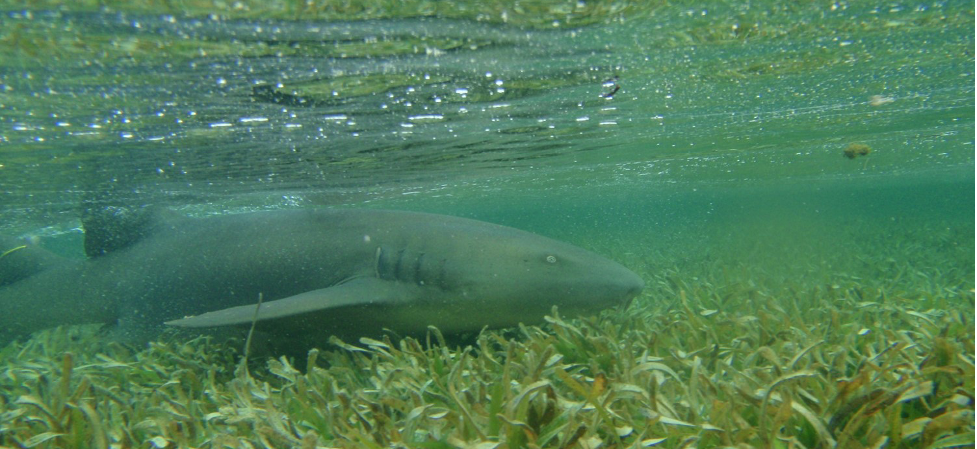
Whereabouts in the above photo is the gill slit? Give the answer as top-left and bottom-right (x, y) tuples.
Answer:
(374, 246), (382, 278)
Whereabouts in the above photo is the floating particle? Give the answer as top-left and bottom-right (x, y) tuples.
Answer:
(843, 143), (872, 159)
(869, 95), (895, 106)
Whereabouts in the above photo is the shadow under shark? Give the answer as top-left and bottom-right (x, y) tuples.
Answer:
(0, 209), (643, 349)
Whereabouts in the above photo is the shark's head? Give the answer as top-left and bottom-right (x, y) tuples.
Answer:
(412, 220), (645, 330)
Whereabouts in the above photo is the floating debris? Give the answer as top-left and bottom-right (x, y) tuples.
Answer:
(843, 142), (872, 159)
(601, 76), (621, 99)
(869, 95), (895, 106)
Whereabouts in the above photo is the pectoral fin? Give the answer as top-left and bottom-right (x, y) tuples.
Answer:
(165, 278), (414, 328)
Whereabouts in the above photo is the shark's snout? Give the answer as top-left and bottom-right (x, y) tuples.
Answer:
(565, 258), (644, 311)
(626, 275), (645, 300)
(616, 267), (644, 305)
(596, 268), (643, 313)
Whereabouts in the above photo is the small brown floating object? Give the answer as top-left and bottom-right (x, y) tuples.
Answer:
(843, 143), (872, 159)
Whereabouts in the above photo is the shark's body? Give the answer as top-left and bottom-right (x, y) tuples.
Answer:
(0, 209), (643, 347)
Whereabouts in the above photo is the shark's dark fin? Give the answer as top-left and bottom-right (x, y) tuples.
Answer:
(80, 205), (175, 258)
(165, 278), (416, 328)
(0, 236), (66, 287)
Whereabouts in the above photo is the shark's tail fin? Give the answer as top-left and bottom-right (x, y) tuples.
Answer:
(0, 236), (67, 287)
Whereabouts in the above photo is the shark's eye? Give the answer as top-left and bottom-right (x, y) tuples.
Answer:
(545, 255), (557, 264)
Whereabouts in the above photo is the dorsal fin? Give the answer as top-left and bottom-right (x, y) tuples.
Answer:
(81, 205), (168, 257)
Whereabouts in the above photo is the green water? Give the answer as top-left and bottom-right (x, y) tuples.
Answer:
(0, 3), (974, 447)
(0, 0), (972, 296)
(0, 2), (969, 272)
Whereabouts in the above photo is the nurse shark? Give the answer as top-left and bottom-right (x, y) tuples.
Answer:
(0, 209), (643, 347)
